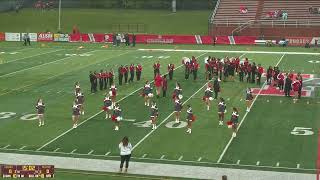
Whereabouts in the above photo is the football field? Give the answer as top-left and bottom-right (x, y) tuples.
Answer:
(0, 43), (319, 179)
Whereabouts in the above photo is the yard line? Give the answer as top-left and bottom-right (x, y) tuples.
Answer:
(70, 149), (77, 153)
(178, 156), (183, 161)
(142, 154), (148, 158)
(217, 53), (286, 163)
(2, 145), (10, 149)
(36, 52), (207, 151)
(197, 157), (202, 162)
(88, 150), (94, 155)
(105, 152), (111, 156)
(237, 160), (240, 165)
(0, 49), (62, 65)
(53, 148), (60, 152)
(19, 146), (26, 150)
(122, 119), (136, 122)
(297, 164), (300, 168)
(276, 162), (280, 167)
(160, 155), (165, 160)
(0, 50), (97, 78)
(132, 80), (210, 150)
(256, 161), (260, 166)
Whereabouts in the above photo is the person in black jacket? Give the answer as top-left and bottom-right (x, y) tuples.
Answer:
(284, 74), (292, 97)
(89, 71), (95, 93)
(132, 34), (136, 47)
(213, 78), (220, 99)
(251, 62), (256, 83)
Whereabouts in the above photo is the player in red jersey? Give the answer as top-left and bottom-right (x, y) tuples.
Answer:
(102, 70), (108, 90)
(154, 73), (163, 98)
(102, 95), (113, 119)
(109, 83), (117, 107)
(129, 64), (135, 83)
(203, 83), (213, 110)
(150, 101), (159, 130)
(72, 100), (80, 128)
(142, 80), (153, 106)
(292, 78), (301, 103)
(186, 105), (196, 134)
(112, 103), (122, 131)
(36, 98), (45, 127)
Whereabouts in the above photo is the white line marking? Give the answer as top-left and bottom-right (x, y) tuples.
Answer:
(37, 52), (207, 151)
(256, 161), (260, 166)
(217, 53), (286, 163)
(297, 164), (300, 168)
(237, 160), (240, 164)
(70, 149), (77, 153)
(197, 157), (202, 162)
(105, 152), (111, 156)
(122, 119), (136, 122)
(19, 146), (26, 150)
(88, 150), (94, 155)
(53, 148), (60, 152)
(2, 145), (10, 149)
(57, 91), (62, 94)
(142, 154), (148, 158)
(0, 50), (98, 78)
(133, 80), (210, 150)
(0, 49), (62, 64)
(276, 162), (280, 167)
(160, 155), (165, 160)
(178, 156), (183, 161)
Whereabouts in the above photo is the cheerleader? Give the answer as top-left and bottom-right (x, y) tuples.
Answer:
(112, 103), (122, 131)
(203, 83), (213, 110)
(72, 100), (81, 128)
(142, 81), (153, 106)
(230, 107), (239, 137)
(172, 82), (183, 100)
(186, 105), (195, 134)
(174, 96), (183, 123)
(218, 97), (226, 125)
(102, 95), (113, 119)
(245, 88), (253, 112)
(76, 92), (85, 115)
(109, 83), (117, 107)
(292, 77), (301, 103)
(154, 73), (163, 98)
(74, 82), (81, 96)
(150, 101), (159, 130)
(36, 98), (45, 127)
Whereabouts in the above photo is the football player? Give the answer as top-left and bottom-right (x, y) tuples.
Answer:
(150, 101), (159, 130)
(245, 88), (253, 112)
(36, 98), (45, 127)
(174, 96), (183, 123)
(112, 103), (122, 131)
(218, 97), (226, 126)
(186, 105), (195, 134)
(76, 91), (85, 115)
(142, 80), (153, 106)
(102, 95), (113, 119)
(203, 83), (213, 110)
(72, 100), (80, 129)
(230, 107), (239, 137)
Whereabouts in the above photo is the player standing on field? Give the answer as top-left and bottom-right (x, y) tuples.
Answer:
(218, 97), (226, 126)
(36, 98), (45, 127)
(154, 73), (163, 98)
(108, 68), (114, 87)
(129, 64), (135, 83)
(168, 63), (174, 80)
(186, 105), (196, 134)
(150, 101), (159, 130)
(174, 96), (182, 123)
(172, 82), (183, 100)
(135, 64), (142, 81)
(112, 103), (122, 131)
(230, 107), (239, 137)
(76, 91), (85, 115)
(142, 80), (153, 106)
(153, 61), (160, 78)
(292, 77), (301, 103)
(245, 88), (253, 112)
(296, 72), (303, 99)
(109, 83), (117, 108)
(102, 94), (113, 119)
(72, 100), (80, 128)
(74, 82), (81, 96)
(162, 75), (168, 97)
(203, 83), (213, 110)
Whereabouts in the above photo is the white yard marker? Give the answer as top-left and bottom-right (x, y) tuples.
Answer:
(88, 150), (94, 155)
(217, 54), (286, 163)
(178, 156), (183, 161)
(70, 149), (77, 153)
(276, 162), (280, 167)
(237, 160), (241, 165)
(297, 164), (300, 168)
(53, 148), (60, 152)
(142, 154), (148, 158)
(19, 146), (26, 150)
(105, 152), (111, 156)
(256, 161), (260, 166)
(280, 100), (282, 103)
(122, 119), (136, 122)
(160, 155), (165, 160)
(197, 157), (202, 162)
(240, 99), (243, 101)
(57, 91), (62, 94)
(2, 145), (10, 149)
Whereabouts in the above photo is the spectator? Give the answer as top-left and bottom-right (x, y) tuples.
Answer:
(119, 136), (132, 173)
(282, 11), (288, 20)
(239, 5), (248, 14)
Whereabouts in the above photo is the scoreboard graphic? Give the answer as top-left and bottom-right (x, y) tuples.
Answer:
(0, 165), (54, 178)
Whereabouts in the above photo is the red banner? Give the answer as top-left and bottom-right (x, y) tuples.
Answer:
(216, 36), (230, 44)
(200, 36), (213, 45)
(37, 33), (53, 42)
(69, 34), (81, 42)
(286, 36), (312, 46)
(0, 32), (4, 41)
(234, 36), (256, 45)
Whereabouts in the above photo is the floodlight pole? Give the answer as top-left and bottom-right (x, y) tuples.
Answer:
(58, 0), (62, 31)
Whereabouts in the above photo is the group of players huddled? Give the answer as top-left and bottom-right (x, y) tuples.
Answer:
(35, 55), (303, 138)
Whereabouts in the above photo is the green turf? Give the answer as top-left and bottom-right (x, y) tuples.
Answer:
(0, 9), (210, 34)
(0, 42), (319, 180)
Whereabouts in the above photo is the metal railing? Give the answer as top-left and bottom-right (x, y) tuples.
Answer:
(213, 19), (320, 27)
(209, 0), (221, 23)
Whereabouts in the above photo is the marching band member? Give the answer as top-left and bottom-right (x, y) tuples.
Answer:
(174, 96), (183, 123)
(218, 97), (227, 125)
(154, 73), (163, 98)
(36, 98), (45, 127)
(186, 105), (196, 134)
(109, 83), (117, 107)
(153, 61), (160, 78)
(72, 100), (81, 128)
(203, 83), (213, 110)
(102, 95), (113, 119)
(230, 107), (239, 137)
(167, 63), (175, 80)
(112, 103), (122, 131)
(135, 64), (142, 81)
(76, 91), (85, 115)
(142, 80), (153, 106)
(150, 101), (159, 130)
(108, 68), (114, 87)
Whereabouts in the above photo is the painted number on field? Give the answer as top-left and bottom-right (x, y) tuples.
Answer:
(133, 120), (187, 129)
(308, 60), (320, 63)
(0, 112), (16, 119)
(141, 56), (170, 59)
(291, 127), (314, 136)
(20, 114), (38, 121)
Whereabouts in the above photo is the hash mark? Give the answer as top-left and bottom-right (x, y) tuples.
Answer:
(2, 145), (10, 149)
(142, 154), (147, 158)
(160, 155), (165, 160)
(197, 157), (202, 162)
(237, 160), (240, 164)
(19, 146), (26, 150)
(256, 161), (260, 166)
(70, 149), (77, 153)
(88, 150), (94, 155)
(105, 152), (111, 156)
(178, 156), (183, 161)
(53, 148), (60, 152)
(276, 162), (280, 167)
(297, 164), (300, 168)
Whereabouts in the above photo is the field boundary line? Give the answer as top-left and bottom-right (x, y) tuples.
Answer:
(138, 48), (320, 55)
(0, 49), (98, 78)
(36, 52), (206, 151)
(216, 53), (286, 163)
(1, 49), (62, 65)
